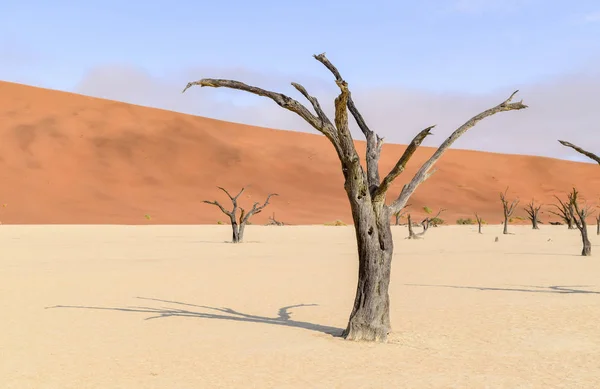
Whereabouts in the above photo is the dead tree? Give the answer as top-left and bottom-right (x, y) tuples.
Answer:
(204, 187), (277, 243)
(183, 53), (527, 342)
(548, 195), (576, 229)
(266, 212), (285, 226)
(393, 203), (411, 225)
(406, 214), (420, 239)
(567, 188), (593, 256)
(524, 199), (542, 229)
(596, 214), (600, 236)
(500, 187), (519, 234)
(558, 140), (600, 165)
(474, 213), (483, 234)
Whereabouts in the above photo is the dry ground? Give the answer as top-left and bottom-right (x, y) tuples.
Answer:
(1, 224), (599, 388)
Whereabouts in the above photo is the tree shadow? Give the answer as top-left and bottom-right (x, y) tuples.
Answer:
(405, 284), (600, 294)
(504, 252), (581, 257)
(46, 297), (344, 337)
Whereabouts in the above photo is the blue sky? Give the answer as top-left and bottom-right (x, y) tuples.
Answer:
(2, 0), (600, 160)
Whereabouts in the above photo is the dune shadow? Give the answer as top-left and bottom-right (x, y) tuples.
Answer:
(405, 284), (600, 294)
(46, 297), (344, 337)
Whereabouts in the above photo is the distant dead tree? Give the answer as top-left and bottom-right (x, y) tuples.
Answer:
(500, 187), (519, 234)
(548, 195), (576, 229)
(266, 212), (285, 226)
(567, 188), (594, 256)
(406, 214), (420, 239)
(558, 140), (600, 165)
(524, 199), (542, 230)
(183, 52), (527, 342)
(393, 204), (411, 225)
(474, 213), (483, 234)
(596, 214), (600, 236)
(204, 187), (277, 243)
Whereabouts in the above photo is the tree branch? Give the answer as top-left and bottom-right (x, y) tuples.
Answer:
(203, 200), (232, 218)
(290, 82), (331, 126)
(313, 52), (382, 189)
(500, 187), (520, 216)
(558, 140), (600, 165)
(389, 91), (527, 214)
(218, 186), (244, 202)
(241, 193), (278, 223)
(373, 125), (435, 202)
(182, 78), (334, 139)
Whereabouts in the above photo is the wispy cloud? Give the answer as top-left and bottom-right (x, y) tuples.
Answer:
(451, 0), (538, 14)
(72, 58), (600, 162)
(583, 11), (600, 23)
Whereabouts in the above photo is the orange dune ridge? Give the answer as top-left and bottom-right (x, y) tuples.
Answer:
(1, 80), (599, 225)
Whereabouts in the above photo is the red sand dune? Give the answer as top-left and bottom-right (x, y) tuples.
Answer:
(1, 80), (599, 225)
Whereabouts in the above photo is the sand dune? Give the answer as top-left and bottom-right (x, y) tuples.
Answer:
(1, 224), (599, 388)
(0, 80), (599, 225)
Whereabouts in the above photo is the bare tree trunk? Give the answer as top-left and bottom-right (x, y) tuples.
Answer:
(238, 222), (246, 242)
(581, 227), (592, 256)
(231, 218), (241, 243)
(344, 197), (393, 341)
(406, 214), (418, 239)
(475, 213), (483, 234)
(500, 187), (519, 235)
(568, 187), (592, 256)
(568, 209), (576, 230)
(596, 215), (600, 235)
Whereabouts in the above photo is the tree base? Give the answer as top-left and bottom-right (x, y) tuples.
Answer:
(343, 321), (390, 342)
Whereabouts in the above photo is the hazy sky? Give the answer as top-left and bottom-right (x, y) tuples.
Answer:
(2, 0), (600, 162)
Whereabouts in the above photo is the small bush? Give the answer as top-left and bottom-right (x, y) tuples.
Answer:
(217, 220), (224, 225)
(324, 219), (347, 226)
(423, 206), (432, 214)
(457, 218), (476, 225)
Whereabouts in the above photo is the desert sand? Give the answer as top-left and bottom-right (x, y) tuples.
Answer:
(1, 224), (599, 388)
(1, 80), (599, 226)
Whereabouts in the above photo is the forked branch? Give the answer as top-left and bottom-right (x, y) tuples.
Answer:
(500, 187), (520, 216)
(373, 126), (435, 202)
(314, 52), (383, 190)
(182, 78), (337, 144)
(241, 193), (279, 224)
(558, 140), (600, 165)
(390, 91), (527, 214)
(203, 187), (245, 218)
